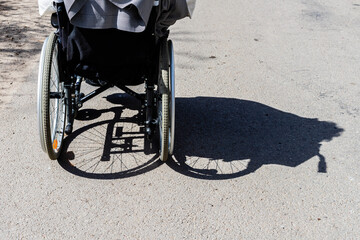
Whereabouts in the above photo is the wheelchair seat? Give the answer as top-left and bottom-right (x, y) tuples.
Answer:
(66, 26), (156, 85)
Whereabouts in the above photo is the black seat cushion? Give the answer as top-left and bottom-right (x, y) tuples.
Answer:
(66, 27), (156, 85)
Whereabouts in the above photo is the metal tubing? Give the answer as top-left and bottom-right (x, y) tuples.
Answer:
(145, 81), (154, 138)
(114, 83), (144, 101)
(64, 83), (74, 134)
(80, 83), (112, 104)
(49, 92), (63, 99)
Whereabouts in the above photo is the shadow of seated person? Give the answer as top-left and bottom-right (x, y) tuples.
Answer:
(169, 97), (343, 180)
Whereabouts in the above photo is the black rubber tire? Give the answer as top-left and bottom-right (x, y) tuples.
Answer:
(168, 40), (175, 155)
(158, 40), (170, 161)
(38, 32), (66, 160)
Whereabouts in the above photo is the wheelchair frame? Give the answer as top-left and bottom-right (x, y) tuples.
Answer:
(37, 2), (175, 161)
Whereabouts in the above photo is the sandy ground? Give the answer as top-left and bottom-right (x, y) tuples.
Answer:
(0, 0), (52, 106)
(1, 0), (360, 239)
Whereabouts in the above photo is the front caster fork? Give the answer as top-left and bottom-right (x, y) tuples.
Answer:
(144, 80), (157, 139)
(64, 76), (82, 135)
(64, 82), (74, 135)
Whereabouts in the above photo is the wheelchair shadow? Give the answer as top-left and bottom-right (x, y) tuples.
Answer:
(167, 97), (343, 180)
(58, 93), (162, 179)
(58, 95), (343, 180)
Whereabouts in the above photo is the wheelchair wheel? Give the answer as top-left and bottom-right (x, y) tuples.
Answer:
(37, 32), (66, 160)
(168, 40), (175, 155)
(158, 40), (171, 161)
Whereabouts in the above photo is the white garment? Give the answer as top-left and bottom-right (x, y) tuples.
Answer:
(39, 0), (195, 17)
(38, 0), (55, 16)
(186, 0), (196, 17)
(38, 0), (196, 34)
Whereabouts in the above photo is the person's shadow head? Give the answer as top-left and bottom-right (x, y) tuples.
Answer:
(169, 97), (343, 179)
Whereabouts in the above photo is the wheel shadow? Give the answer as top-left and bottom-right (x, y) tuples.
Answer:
(167, 97), (344, 180)
(58, 93), (162, 179)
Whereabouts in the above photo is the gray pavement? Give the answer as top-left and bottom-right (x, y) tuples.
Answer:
(1, 0), (360, 239)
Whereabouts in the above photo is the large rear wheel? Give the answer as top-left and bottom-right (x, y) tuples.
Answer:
(168, 40), (175, 155)
(158, 40), (170, 161)
(37, 32), (66, 160)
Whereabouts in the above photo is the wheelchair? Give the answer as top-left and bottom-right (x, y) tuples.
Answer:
(37, 1), (175, 162)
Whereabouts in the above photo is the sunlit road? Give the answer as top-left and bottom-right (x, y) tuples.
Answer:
(1, 0), (359, 238)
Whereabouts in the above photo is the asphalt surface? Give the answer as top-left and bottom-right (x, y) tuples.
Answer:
(1, 0), (360, 239)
